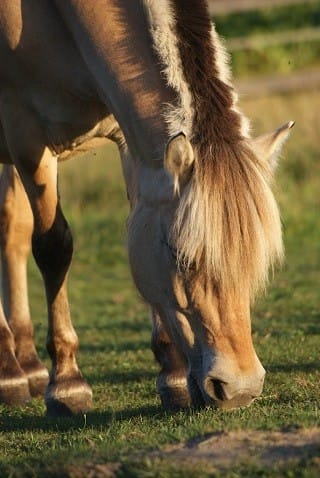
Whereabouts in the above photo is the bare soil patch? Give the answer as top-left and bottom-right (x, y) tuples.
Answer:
(67, 462), (121, 478)
(65, 429), (320, 476)
(150, 428), (320, 470)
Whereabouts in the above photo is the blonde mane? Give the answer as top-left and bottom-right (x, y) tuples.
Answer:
(173, 143), (283, 297)
(146, 0), (283, 297)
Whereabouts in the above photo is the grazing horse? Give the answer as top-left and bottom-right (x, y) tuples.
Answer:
(0, 0), (293, 415)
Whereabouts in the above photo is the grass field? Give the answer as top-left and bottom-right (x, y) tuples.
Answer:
(215, 1), (320, 77)
(0, 4), (319, 478)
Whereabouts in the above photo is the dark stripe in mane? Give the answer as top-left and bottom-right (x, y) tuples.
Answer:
(168, 0), (283, 297)
(171, 0), (242, 147)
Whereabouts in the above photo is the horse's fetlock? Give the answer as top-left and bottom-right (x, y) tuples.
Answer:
(48, 330), (78, 355)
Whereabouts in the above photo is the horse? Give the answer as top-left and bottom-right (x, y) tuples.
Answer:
(0, 0), (293, 416)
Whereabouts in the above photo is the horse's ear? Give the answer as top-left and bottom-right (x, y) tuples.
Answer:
(164, 133), (195, 195)
(251, 121), (295, 172)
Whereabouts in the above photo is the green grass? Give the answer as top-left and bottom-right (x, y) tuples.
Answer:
(213, 1), (320, 77)
(0, 89), (319, 477)
(215, 1), (320, 38)
(231, 40), (320, 78)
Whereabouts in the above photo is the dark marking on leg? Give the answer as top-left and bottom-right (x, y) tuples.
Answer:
(151, 310), (190, 411)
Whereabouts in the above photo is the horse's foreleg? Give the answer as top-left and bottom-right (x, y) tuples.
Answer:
(22, 162), (92, 416)
(0, 165), (49, 398)
(151, 309), (190, 410)
(33, 199), (92, 416)
(0, 93), (92, 416)
(31, 170), (92, 416)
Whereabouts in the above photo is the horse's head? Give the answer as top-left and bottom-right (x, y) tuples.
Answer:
(127, 121), (293, 409)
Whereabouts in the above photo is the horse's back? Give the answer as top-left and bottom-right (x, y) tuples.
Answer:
(0, 0), (112, 161)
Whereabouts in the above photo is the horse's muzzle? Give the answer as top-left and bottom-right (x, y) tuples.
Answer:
(202, 368), (266, 409)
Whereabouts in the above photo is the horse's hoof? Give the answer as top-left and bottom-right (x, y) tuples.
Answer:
(45, 379), (93, 417)
(159, 385), (191, 411)
(0, 376), (31, 406)
(26, 367), (49, 398)
(158, 375), (191, 411)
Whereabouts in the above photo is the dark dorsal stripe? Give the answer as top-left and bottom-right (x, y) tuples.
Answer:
(170, 0), (242, 148)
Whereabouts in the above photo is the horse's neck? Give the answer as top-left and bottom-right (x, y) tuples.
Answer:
(54, 0), (173, 162)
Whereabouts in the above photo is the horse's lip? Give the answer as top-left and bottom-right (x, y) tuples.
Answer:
(204, 394), (256, 409)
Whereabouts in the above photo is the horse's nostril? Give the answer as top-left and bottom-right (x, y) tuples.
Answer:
(212, 379), (226, 401)
(208, 379), (226, 401)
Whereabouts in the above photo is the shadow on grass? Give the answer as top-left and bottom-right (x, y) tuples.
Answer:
(267, 361), (320, 373)
(0, 403), (167, 433)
